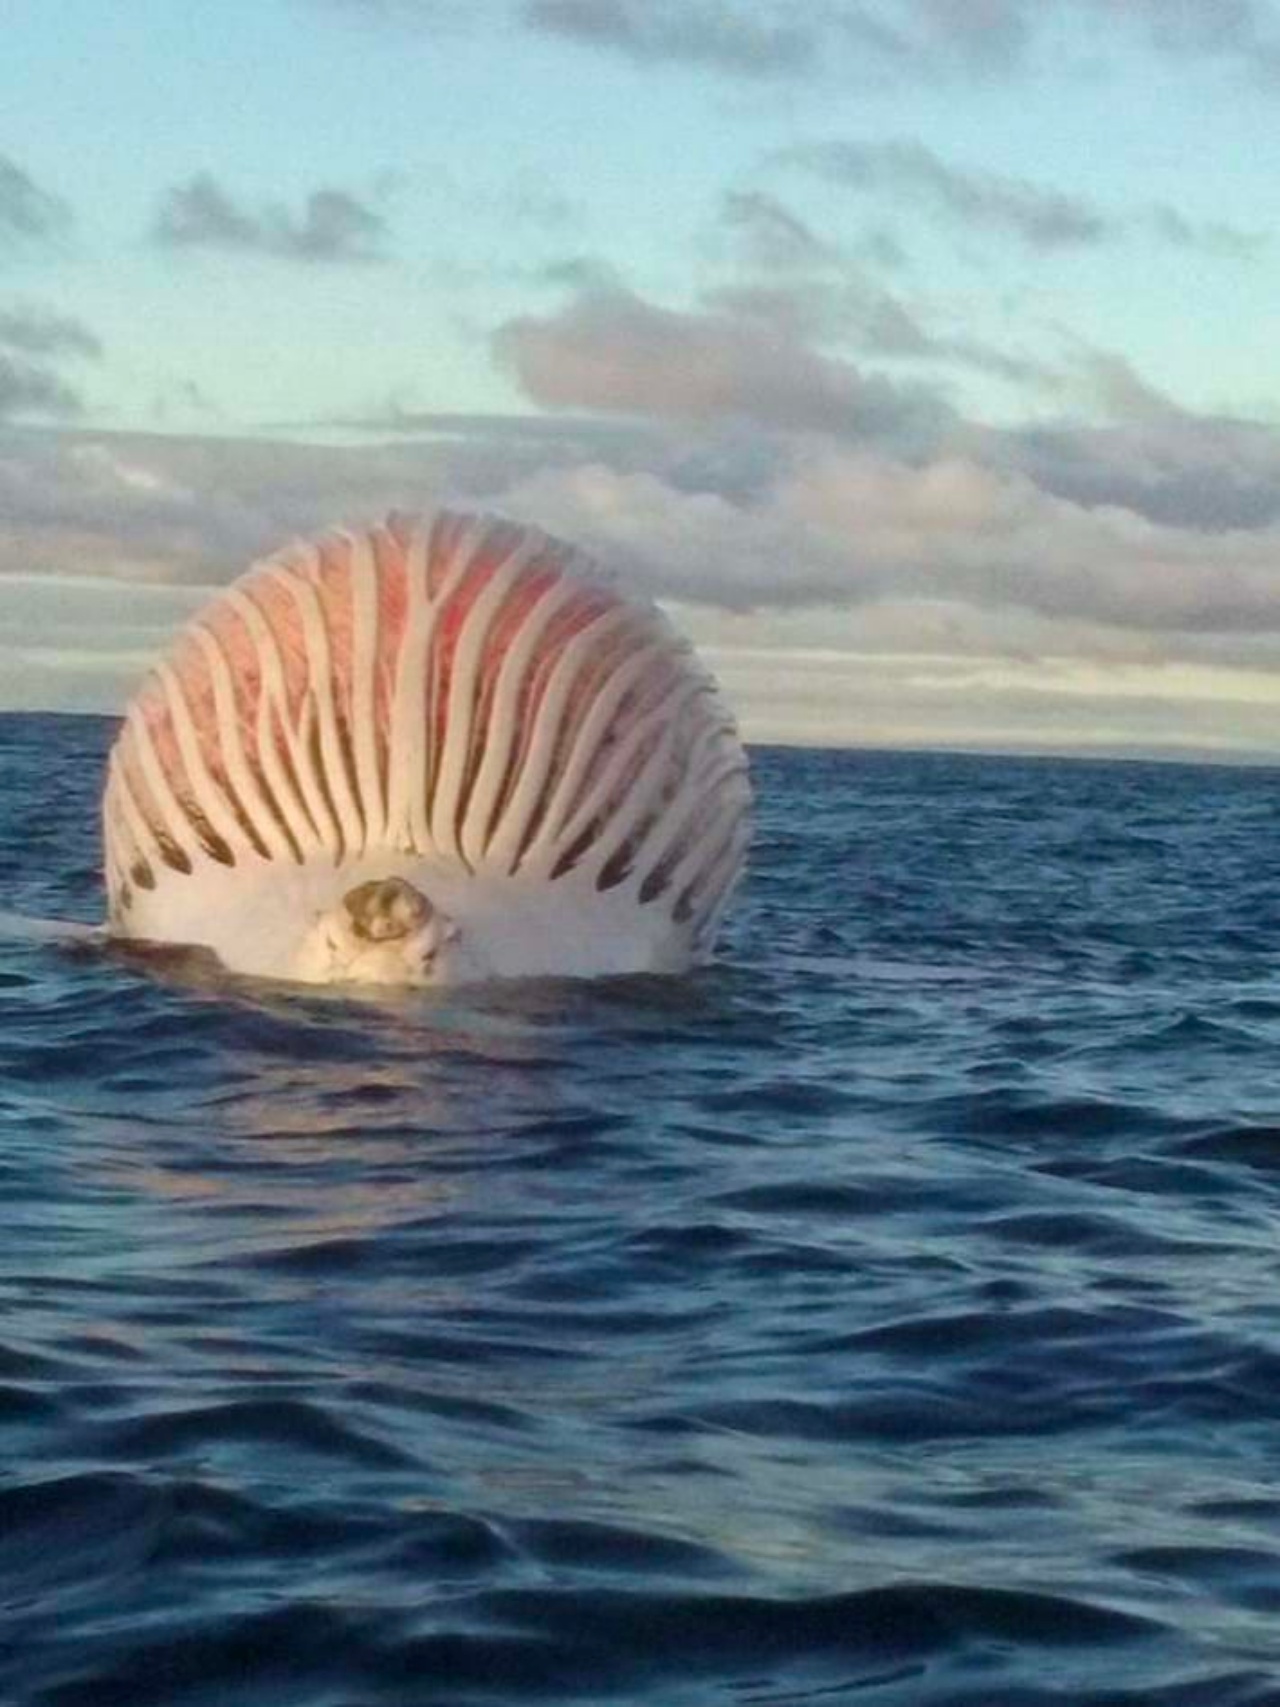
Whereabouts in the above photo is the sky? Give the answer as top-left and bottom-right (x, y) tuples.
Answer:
(3, 0), (1280, 756)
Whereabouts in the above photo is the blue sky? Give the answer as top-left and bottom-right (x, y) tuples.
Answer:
(4, 0), (1280, 754)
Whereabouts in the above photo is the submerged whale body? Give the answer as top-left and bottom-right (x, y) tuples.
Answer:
(103, 511), (752, 986)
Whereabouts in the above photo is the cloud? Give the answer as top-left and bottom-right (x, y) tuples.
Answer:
(0, 304), (101, 360)
(992, 413), (1280, 532)
(519, 0), (1280, 87)
(837, 0), (1280, 84)
(705, 197), (1059, 390)
(0, 430), (462, 583)
(0, 155), (71, 249)
(0, 416), (675, 586)
(4, 231), (1280, 719)
(6, 395), (1280, 751)
(703, 278), (1056, 396)
(319, 406), (660, 458)
(495, 440), (1280, 638)
(493, 284), (952, 443)
(0, 302), (99, 421)
(501, 0), (1033, 85)
(779, 139), (1112, 250)
(4, 407), (1274, 635)
(1115, 0), (1280, 75)
(566, 0), (1280, 85)
(717, 191), (841, 272)
(522, 0), (817, 77)
(312, 0), (1280, 88)
(710, 189), (901, 289)
(774, 138), (1270, 263)
(152, 174), (389, 263)
(1147, 204), (1265, 261)
(0, 357), (82, 420)
(533, 255), (625, 293)
(1061, 349), (1187, 425)
(512, 0), (1030, 83)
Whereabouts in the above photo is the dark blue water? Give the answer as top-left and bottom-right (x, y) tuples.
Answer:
(5, 713), (1280, 1705)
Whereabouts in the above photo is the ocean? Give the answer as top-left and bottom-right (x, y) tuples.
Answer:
(4, 710), (1280, 1705)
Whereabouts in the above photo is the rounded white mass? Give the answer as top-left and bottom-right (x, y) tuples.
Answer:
(102, 511), (752, 986)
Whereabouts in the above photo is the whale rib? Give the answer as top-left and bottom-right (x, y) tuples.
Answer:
(103, 510), (752, 986)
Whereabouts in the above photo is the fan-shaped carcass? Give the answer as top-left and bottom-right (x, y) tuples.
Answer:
(103, 512), (751, 985)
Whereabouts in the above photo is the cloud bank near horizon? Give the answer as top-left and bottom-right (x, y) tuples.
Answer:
(4, 389), (1280, 637)
(4, 1), (1280, 753)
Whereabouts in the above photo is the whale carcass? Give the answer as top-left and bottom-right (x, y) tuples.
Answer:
(102, 511), (751, 985)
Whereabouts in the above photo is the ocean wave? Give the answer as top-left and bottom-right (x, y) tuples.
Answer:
(6, 723), (1280, 1702)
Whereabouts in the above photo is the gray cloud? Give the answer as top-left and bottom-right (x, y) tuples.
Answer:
(1148, 204), (1265, 261)
(0, 156), (71, 249)
(498, 440), (1280, 636)
(1064, 349), (1188, 426)
(153, 174), (389, 263)
(839, 0), (1280, 83)
(320, 405), (659, 453)
(703, 277), (1054, 393)
(485, 277), (1280, 630)
(0, 304), (101, 360)
(0, 429), (461, 584)
(0, 416), (683, 586)
(718, 191), (840, 272)
(493, 284), (953, 444)
(991, 413), (1280, 533)
(0, 357), (82, 419)
(3, 391), (1280, 679)
(489, 0), (1036, 83)
(1116, 0), (1280, 75)
(313, 0), (1280, 86)
(775, 138), (1269, 261)
(521, 0), (1280, 85)
(780, 139), (1112, 250)
(714, 189), (910, 283)
(828, 0), (1035, 76)
(534, 255), (625, 293)
(522, 0), (817, 77)
(0, 302), (99, 420)
(707, 195), (1059, 391)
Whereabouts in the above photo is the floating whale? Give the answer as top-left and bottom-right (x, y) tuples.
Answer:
(102, 511), (752, 986)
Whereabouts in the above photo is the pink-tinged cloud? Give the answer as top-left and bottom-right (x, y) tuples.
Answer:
(493, 287), (951, 442)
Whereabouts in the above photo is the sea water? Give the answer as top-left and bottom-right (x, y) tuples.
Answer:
(4, 711), (1280, 1705)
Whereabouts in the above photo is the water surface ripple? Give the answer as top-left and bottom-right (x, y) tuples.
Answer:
(4, 715), (1280, 1704)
